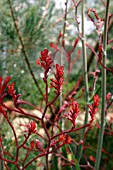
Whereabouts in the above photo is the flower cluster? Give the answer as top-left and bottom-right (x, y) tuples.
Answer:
(7, 82), (21, 107)
(0, 76), (11, 118)
(58, 134), (72, 145)
(30, 140), (44, 152)
(7, 82), (16, 99)
(35, 139), (45, 152)
(36, 49), (64, 94)
(20, 121), (37, 133)
(65, 101), (79, 127)
(36, 49), (53, 75)
(51, 134), (72, 148)
(88, 94), (100, 121)
(0, 76), (11, 98)
(50, 64), (64, 94)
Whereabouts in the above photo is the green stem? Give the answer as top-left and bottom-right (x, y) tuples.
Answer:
(60, 0), (68, 131)
(0, 145), (4, 170)
(77, 0), (89, 162)
(95, 0), (110, 169)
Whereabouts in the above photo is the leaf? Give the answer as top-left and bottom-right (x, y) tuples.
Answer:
(51, 154), (58, 170)
(62, 145), (71, 170)
(68, 145), (81, 170)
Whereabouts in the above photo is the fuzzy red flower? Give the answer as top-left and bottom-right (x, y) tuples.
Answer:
(93, 94), (100, 107)
(0, 76), (11, 118)
(30, 121), (37, 133)
(36, 49), (53, 73)
(58, 134), (72, 145)
(56, 64), (64, 78)
(8, 82), (15, 96)
(0, 76), (11, 96)
(65, 101), (79, 127)
(50, 64), (64, 94)
(72, 101), (79, 114)
(88, 94), (100, 121)
(35, 139), (44, 152)
(89, 155), (96, 163)
(20, 121), (37, 133)
(30, 141), (35, 150)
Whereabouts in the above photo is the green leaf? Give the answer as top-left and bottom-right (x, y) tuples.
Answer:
(68, 145), (81, 170)
(51, 154), (58, 170)
(62, 145), (71, 170)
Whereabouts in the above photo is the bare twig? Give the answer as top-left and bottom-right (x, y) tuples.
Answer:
(37, 0), (50, 30)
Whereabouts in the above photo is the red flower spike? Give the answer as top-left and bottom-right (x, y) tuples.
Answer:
(65, 101), (79, 127)
(58, 134), (72, 145)
(8, 82), (15, 95)
(56, 64), (64, 78)
(50, 64), (64, 94)
(7, 82), (18, 102)
(72, 101), (79, 114)
(30, 141), (35, 150)
(50, 140), (57, 147)
(88, 94), (100, 121)
(65, 135), (72, 144)
(36, 49), (53, 73)
(30, 121), (37, 133)
(20, 121), (37, 133)
(0, 76), (11, 95)
(89, 155), (96, 163)
(0, 77), (11, 119)
(93, 94), (100, 107)
(43, 49), (48, 54)
(35, 139), (44, 152)
(59, 134), (65, 141)
(50, 78), (58, 84)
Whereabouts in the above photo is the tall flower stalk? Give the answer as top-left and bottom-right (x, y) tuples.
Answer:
(77, 0), (89, 162)
(95, 0), (110, 169)
(60, 0), (68, 131)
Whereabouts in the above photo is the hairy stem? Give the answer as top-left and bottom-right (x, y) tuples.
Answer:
(95, 0), (110, 169)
